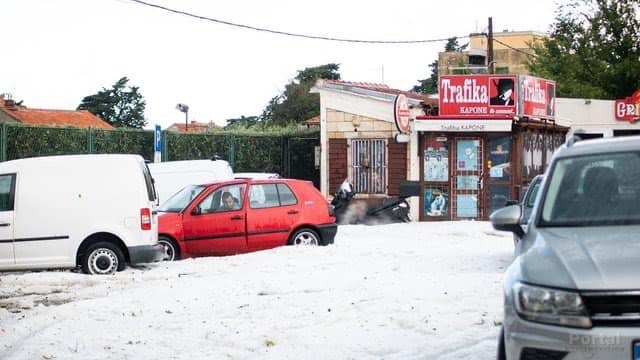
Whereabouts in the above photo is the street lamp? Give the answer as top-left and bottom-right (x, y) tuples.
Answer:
(176, 103), (189, 132)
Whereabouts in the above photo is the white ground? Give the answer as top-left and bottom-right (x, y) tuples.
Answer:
(0, 221), (513, 360)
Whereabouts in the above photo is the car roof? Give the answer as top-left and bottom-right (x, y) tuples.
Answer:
(199, 177), (308, 188)
(557, 135), (640, 158)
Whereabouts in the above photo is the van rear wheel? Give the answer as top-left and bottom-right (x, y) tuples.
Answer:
(158, 236), (179, 261)
(82, 242), (125, 275)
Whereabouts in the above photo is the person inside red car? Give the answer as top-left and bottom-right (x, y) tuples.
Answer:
(221, 191), (240, 211)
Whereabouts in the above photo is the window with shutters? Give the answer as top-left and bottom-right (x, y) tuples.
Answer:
(350, 139), (387, 194)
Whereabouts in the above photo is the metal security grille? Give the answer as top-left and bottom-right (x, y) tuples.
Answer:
(351, 139), (387, 194)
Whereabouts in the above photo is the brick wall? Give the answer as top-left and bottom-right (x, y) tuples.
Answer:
(328, 138), (348, 194)
(387, 141), (407, 196)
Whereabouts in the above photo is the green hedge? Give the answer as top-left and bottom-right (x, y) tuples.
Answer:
(1, 124), (319, 182)
(7, 125), (87, 160)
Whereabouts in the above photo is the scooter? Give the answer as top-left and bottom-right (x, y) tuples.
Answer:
(331, 179), (420, 225)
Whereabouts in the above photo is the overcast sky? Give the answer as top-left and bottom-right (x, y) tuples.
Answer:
(1, 0), (559, 129)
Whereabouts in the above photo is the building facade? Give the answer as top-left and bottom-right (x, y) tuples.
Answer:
(314, 76), (569, 221)
(440, 31), (546, 75)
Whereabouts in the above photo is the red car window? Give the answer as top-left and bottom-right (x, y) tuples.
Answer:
(276, 183), (297, 206)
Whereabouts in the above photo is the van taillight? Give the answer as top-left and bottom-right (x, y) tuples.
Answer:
(141, 208), (152, 230)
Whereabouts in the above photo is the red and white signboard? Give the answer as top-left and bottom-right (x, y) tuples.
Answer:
(615, 90), (640, 123)
(519, 76), (555, 119)
(439, 75), (517, 117)
(394, 94), (411, 134)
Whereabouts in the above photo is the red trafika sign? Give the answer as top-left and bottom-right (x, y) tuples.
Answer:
(439, 75), (517, 117)
(519, 76), (555, 119)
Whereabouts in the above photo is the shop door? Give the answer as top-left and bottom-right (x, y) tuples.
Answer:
(452, 138), (483, 219)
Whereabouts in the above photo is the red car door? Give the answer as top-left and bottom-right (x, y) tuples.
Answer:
(246, 182), (300, 251)
(182, 183), (247, 256)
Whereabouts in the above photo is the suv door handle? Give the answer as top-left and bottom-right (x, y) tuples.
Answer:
(0, 223), (10, 227)
(230, 215), (244, 221)
(287, 210), (299, 215)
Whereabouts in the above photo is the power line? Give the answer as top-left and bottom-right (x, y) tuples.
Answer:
(124, 0), (468, 44)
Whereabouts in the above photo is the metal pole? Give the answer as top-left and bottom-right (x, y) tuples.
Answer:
(488, 17), (495, 74)
(185, 111), (188, 132)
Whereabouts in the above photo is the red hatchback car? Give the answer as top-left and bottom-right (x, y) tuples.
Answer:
(157, 178), (337, 260)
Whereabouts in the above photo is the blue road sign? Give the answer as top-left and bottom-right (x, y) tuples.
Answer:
(154, 125), (162, 152)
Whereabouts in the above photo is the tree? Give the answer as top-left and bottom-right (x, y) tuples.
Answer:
(263, 63), (341, 126)
(78, 77), (147, 128)
(225, 115), (260, 129)
(444, 36), (468, 52)
(528, 0), (640, 99)
(412, 59), (439, 94)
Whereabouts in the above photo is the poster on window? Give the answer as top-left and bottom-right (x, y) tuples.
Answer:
(456, 175), (479, 190)
(457, 140), (479, 171)
(424, 148), (449, 182)
(457, 194), (478, 218)
(424, 188), (448, 217)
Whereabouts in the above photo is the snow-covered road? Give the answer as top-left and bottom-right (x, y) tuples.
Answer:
(0, 221), (513, 360)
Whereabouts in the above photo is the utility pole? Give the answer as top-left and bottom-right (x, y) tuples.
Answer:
(487, 17), (494, 74)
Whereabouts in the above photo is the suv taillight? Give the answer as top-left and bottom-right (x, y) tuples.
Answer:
(141, 208), (151, 230)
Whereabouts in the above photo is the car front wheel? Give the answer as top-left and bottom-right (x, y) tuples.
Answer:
(82, 242), (125, 275)
(289, 228), (320, 246)
(158, 236), (179, 261)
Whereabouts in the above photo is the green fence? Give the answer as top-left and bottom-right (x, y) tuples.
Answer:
(0, 124), (320, 186)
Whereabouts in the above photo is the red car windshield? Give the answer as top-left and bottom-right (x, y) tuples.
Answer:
(159, 185), (206, 212)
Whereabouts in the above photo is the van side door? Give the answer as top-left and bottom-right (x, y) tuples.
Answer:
(0, 173), (16, 267)
(181, 183), (247, 256)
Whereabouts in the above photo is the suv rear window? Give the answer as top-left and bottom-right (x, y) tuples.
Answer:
(540, 151), (640, 226)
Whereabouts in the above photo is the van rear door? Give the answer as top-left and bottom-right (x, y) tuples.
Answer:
(0, 174), (16, 267)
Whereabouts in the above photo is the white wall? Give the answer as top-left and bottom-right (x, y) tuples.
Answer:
(555, 98), (639, 137)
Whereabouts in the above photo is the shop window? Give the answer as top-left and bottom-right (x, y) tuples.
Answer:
(423, 135), (450, 218)
(488, 184), (511, 215)
(523, 133), (544, 181)
(350, 139), (387, 194)
(488, 136), (511, 180)
(614, 130), (640, 137)
(424, 147), (449, 182)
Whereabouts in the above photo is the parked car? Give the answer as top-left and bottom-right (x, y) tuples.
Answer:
(148, 158), (234, 205)
(504, 174), (544, 247)
(157, 178), (337, 260)
(490, 135), (640, 360)
(0, 154), (164, 275)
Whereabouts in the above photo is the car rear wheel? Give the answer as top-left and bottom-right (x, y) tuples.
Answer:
(289, 228), (320, 246)
(82, 242), (125, 275)
(158, 236), (179, 261)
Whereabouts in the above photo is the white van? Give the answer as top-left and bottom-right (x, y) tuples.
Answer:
(0, 154), (163, 275)
(148, 158), (234, 205)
